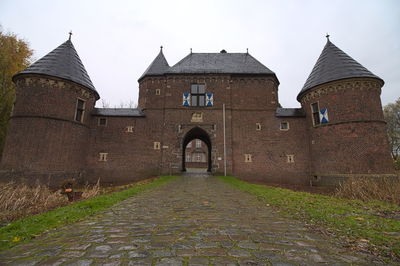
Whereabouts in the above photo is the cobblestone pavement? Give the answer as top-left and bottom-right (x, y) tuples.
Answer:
(0, 174), (384, 265)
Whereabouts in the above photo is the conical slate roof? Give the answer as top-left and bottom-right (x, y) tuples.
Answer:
(297, 39), (382, 101)
(167, 52), (276, 76)
(139, 48), (170, 81)
(13, 38), (97, 95)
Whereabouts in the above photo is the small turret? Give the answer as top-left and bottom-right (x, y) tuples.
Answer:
(1, 35), (98, 186)
(298, 37), (395, 186)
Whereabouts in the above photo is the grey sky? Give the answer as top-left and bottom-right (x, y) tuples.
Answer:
(1, 0), (399, 108)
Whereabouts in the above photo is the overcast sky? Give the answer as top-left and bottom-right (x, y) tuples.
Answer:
(1, 0), (399, 108)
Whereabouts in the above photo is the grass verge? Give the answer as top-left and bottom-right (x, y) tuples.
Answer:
(218, 176), (400, 260)
(0, 175), (176, 252)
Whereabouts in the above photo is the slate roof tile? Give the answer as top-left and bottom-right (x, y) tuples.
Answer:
(92, 108), (145, 117)
(13, 39), (97, 96)
(297, 39), (382, 101)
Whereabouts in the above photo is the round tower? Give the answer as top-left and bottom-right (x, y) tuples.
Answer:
(1, 36), (99, 186)
(298, 37), (395, 186)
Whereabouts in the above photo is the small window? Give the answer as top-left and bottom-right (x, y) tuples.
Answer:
(195, 153), (201, 162)
(99, 153), (108, 162)
(280, 122), (289, 131)
(98, 118), (107, 126)
(287, 155), (294, 163)
(196, 140), (202, 148)
(191, 84), (206, 106)
(154, 142), (161, 150)
(186, 154), (191, 162)
(244, 154), (252, 163)
(311, 102), (320, 126)
(212, 124), (217, 131)
(155, 89), (161, 95)
(126, 126), (134, 132)
(74, 99), (85, 123)
(256, 123), (262, 131)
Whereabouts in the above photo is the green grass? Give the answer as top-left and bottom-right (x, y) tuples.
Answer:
(0, 175), (176, 251)
(218, 176), (400, 260)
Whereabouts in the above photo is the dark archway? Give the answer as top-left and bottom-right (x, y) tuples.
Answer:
(182, 127), (212, 172)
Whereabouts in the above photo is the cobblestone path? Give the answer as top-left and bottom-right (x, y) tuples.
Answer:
(0, 175), (381, 265)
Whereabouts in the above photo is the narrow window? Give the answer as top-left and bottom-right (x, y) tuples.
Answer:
(287, 155), (294, 163)
(154, 142), (161, 150)
(186, 154), (191, 162)
(75, 99), (85, 122)
(244, 154), (252, 162)
(191, 84), (206, 106)
(155, 89), (161, 95)
(280, 122), (289, 131)
(99, 153), (108, 162)
(126, 126), (134, 132)
(98, 118), (107, 126)
(311, 102), (320, 126)
(256, 123), (262, 131)
(196, 139), (202, 148)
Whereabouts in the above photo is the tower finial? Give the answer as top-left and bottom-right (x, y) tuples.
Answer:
(160, 45), (163, 51)
(326, 33), (330, 41)
(190, 48), (192, 54)
(246, 48), (249, 54)
(69, 31), (73, 41)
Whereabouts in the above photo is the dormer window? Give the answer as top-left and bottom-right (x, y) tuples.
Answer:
(191, 84), (206, 106)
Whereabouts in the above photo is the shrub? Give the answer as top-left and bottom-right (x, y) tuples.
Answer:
(335, 176), (400, 205)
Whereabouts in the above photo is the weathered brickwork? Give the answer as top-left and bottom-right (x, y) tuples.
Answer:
(0, 39), (395, 187)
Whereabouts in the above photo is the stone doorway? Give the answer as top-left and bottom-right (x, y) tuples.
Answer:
(182, 127), (212, 172)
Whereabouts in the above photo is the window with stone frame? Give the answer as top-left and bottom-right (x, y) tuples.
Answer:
(75, 99), (85, 123)
(287, 154), (295, 163)
(244, 154), (252, 162)
(311, 102), (320, 126)
(191, 84), (206, 106)
(280, 121), (289, 130)
(256, 123), (262, 130)
(98, 118), (107, 126)
(186, 154), (191, 162)
(154, 142), (161, 150)
(99, 153), (108, 162)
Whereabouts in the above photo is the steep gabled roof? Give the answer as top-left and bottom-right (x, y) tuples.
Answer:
(139, 48), (170, 81)
(13, 39), (97, 95)
(297, 39), (382, 101)
(167, 53), (276, 76)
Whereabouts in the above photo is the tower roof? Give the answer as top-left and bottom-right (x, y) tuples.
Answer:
(13, 38), (97, 96)
(297, 39), (382, 101)
(168, 52), (276, 76)
(139, 47), (170, 81)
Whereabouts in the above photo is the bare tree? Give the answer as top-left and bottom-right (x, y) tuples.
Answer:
(383, 97), (400, 160)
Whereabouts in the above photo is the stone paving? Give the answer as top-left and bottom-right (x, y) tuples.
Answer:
(0, 173), (384, 265)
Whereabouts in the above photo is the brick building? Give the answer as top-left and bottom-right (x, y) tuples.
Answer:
(0, 36), (395, 186)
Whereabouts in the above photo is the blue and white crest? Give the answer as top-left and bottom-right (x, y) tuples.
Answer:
(319, 108), (329, 124)
(183, 92), (190, 106)
(206, 93), (213, 107)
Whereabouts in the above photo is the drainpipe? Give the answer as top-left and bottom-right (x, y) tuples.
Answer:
(223, 103), (227, 176)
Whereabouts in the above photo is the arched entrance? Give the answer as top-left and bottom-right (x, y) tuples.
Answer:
(182, 127), (212, 172)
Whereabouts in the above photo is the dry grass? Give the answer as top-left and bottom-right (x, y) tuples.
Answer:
(0, 180), (101, 225)
(335, 177), (400, 205)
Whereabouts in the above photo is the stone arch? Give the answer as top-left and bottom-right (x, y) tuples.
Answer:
(182, 127), (212, 172)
